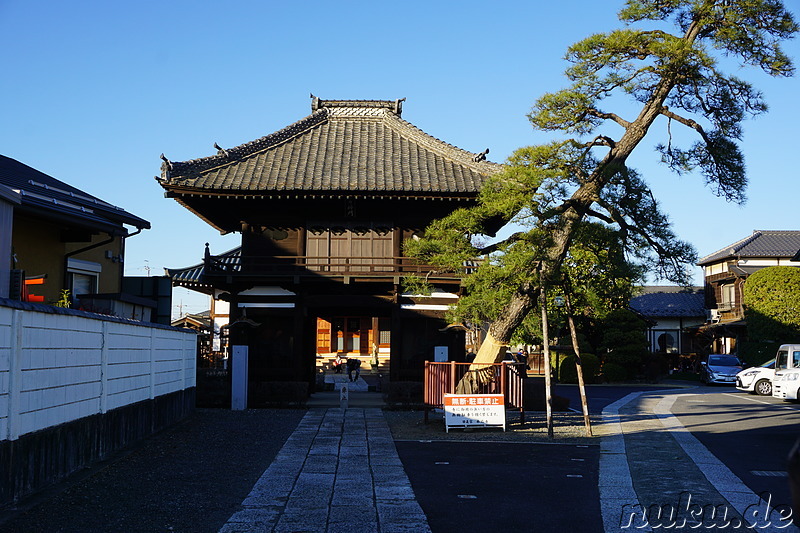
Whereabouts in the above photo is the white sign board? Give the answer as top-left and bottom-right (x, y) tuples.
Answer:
(443, 394), (505, 432)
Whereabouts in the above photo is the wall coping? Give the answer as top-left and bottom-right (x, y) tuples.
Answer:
(0, 296), (194, 334)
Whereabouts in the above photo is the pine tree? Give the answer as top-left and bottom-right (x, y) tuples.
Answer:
(406, 0), (797, 370)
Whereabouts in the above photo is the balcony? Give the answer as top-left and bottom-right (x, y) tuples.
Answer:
(202, 252), (474, 284)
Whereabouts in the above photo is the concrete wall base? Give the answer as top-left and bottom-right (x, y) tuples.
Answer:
(0, 387), (195, 508)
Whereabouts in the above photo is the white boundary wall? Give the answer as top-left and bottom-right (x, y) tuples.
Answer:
(0, 304), (196, 441)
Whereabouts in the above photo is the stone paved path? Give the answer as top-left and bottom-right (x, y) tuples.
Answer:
(219, 408), (430, 533)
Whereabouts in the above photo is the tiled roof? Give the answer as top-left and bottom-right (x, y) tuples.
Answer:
(629, 287), (706, 318)
(0, 155), (150, 234)
(698, 230), (800, 266)
(158, 98), (501, 198)
(165, 247), (241, 289)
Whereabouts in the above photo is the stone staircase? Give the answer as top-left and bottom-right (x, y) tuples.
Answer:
(316, 354), (390, 376)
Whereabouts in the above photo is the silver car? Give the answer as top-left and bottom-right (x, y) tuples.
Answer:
(700, 354), (743, 384)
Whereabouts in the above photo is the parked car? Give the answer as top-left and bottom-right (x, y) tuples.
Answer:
(768, 345), (800, 401)
(773, 369), (800, 400)
(736, 359), (775, 396)
(700, 354), (743, 384)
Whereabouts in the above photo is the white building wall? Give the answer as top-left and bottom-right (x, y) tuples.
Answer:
(0, 304), (196, 441)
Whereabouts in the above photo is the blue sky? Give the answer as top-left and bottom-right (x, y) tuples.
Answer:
(2, 1), (798, 317)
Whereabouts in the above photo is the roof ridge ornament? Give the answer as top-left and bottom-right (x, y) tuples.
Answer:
(310, 96), (405, 116)
(394, 97), (406, 115)
(473, 148), (489, 162)
(213, 142), (229, 157)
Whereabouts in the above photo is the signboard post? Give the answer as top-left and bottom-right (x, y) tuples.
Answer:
(443, 393), (506, 432)
(231, 345), (249, 411)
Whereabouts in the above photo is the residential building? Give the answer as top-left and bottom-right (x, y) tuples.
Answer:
(629, 286), (706, 368)
(0, 155), (151, 314)
(697, 230), (800, 353)
(1, 156), (195, 507)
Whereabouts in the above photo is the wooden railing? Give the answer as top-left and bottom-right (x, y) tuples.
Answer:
(423, 361), (525, 423)
(204, 254), (477, 279)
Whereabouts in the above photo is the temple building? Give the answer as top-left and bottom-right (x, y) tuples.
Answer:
(162, 97), (501, 388)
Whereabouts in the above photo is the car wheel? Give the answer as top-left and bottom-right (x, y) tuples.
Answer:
(755, 379), (772, 396)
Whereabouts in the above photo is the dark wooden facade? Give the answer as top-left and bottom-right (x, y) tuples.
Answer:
(162, 98), (501, 385)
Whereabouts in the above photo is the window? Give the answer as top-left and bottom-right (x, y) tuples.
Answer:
(719, 283), (735, 311)
(306, 222), (393, 272)
(655, 332), (678, 354)
(777, 350), (789, 370)
(67, 258), (100, 300)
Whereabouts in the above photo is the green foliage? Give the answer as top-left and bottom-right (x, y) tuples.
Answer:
(619, 0), (797, 75)
(52, 289), (71, 308)
(405, 0), (796, 357)
(600, 309), (649, 379)
(738, 340), (783, 367)
(554, 353), (600, 384)
(743, 266), (800, 345)
(601, 362), (629, 383)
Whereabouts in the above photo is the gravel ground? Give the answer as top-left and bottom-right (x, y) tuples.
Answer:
(0, 409), (305, 533)
(385, 409), (598, 443)
(0, 406), (594, 533)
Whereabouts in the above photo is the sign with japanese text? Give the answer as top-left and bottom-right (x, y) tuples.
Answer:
(443, 394), (506, 432)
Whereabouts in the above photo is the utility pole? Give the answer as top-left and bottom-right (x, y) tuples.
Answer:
(540, 264), (554, 439)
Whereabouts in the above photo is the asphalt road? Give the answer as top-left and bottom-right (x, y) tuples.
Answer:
(556, 381), (800, 514)
(671, 385), (800, 511)
(395, 440), (603, 533)
(554, 383), (661, 413)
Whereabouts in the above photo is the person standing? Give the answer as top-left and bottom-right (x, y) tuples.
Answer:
(347, 357), (362, 382)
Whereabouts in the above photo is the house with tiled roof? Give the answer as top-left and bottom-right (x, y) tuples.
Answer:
(0, 155), (151, 310)
(161, 97), (501, 395)
(629, 286), (706, 367)
(697, 230), (800, 353)
(1, 156), (196, 508)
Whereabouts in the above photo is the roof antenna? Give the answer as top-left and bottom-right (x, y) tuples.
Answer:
(473, 148), (489, 162)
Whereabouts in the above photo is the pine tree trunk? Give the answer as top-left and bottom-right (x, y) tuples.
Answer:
(456, 283), (537, 393)
(454, 26), (692, 391)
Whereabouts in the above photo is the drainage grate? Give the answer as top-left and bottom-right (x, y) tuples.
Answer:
(751, 470), (788, 477)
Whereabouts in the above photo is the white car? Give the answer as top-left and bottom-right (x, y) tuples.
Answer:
(773, 369), (800, 400)
(735, 359), (775, 396)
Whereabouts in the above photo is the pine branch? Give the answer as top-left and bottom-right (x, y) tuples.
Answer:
(476, 232), (527, 255)
(586, 108), (632, 128)
(583, 134), (617, 149)
(659, 106), (711, 143)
